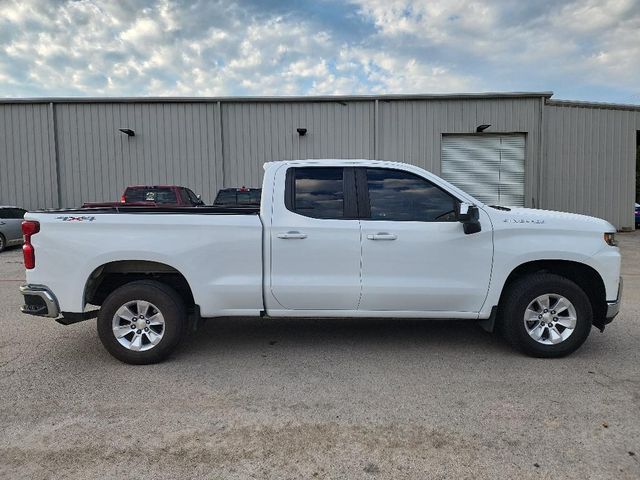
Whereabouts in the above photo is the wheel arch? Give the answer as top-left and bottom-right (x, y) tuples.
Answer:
(84, 260), (196, 312)
(498, 259), (607, 330)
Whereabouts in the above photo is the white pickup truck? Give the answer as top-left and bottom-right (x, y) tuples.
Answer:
(20, 160), (622, 364)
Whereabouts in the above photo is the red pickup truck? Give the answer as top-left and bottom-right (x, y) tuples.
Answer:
(82, 185), (205, 208)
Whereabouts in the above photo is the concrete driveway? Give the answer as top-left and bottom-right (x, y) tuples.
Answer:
(1, 234), (639, 479)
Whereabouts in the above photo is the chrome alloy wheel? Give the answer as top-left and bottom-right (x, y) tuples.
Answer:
(112, 300), (165, 352)
(523, 294), (577, 345)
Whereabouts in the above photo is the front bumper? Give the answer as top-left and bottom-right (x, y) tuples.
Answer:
(20, 284), (60, 318)
(604, 277), (623, 323)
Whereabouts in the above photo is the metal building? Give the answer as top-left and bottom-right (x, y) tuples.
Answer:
(0, 92), (638, 229)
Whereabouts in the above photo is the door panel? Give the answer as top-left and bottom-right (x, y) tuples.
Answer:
(269, 166), (361, 310)
(358, 167), (493, 313)
(359, 214), (493, 312)
(8, 219), (23, 242)
(1, 209), (24, 242)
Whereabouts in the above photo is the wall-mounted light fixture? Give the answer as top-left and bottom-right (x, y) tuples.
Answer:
(476, 124), (491, 133)
(297, 128), (307, 136)
(119, 128), (135, 136)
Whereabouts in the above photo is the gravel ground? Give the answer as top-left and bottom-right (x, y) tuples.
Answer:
(0, 233), (639, 479)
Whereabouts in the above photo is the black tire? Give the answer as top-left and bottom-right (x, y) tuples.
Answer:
(97, 280), (187, 364)
(499, 273), (592, 358)
(0, 234), (5, 253)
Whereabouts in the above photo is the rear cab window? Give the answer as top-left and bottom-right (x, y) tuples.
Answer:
(125, 187), (178, 204)
(214, 189), (261, 206)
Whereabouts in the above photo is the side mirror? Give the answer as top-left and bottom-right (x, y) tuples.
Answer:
(458, 203), (481, 234)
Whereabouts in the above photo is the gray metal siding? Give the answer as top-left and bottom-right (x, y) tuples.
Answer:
(1, 95), (637, 231)
(221, 101), (375, 188)
(0, 104), (58, 210)
(377, 98), (542, 207)
(543, 104), (640, 229)
(54, 103), (223, 206)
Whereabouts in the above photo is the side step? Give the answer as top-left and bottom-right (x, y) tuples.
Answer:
(56, 310), (99, 325)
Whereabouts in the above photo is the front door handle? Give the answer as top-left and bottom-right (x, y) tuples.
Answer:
(366, 232), (397, 241)
(277, 231), (308, 239)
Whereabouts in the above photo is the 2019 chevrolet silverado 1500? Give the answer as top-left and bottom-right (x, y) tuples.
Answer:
(20, 160), (622, 364)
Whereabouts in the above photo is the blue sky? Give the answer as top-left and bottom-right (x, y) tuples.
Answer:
(1, 0), (639, 103)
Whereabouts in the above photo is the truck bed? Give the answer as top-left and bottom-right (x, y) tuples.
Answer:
(24, 207), (264, 317)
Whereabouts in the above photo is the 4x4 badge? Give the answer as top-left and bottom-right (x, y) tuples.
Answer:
(56, 216), (96, 222)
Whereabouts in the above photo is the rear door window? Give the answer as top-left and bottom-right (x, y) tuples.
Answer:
(178, 189), (191, 205)
(286, 167), (346, 219)
(1, 208), (25, 219)
(186, 189), (202, 205)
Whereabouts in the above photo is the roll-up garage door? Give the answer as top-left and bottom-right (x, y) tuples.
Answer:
(441, 134), (525, 207)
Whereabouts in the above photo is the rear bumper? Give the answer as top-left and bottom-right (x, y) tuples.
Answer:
(20, 284), (60, 318)
(604, 277), (623, 323)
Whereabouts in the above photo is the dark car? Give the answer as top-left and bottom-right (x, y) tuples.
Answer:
(83, 185), (205, 208)
(214, 187), (262, 206)
(635, 203), (640, 228)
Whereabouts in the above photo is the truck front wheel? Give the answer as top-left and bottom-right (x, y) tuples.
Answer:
(97, 280), (186, 364)
(499, 273), (592, 358)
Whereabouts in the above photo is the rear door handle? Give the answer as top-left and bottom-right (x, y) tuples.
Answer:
(277, 231), (308, 239)
(366, 232), (397, 241)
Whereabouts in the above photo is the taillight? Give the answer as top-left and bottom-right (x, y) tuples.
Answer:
(120, 194), (126, 203)
(21, 220), (40, 269)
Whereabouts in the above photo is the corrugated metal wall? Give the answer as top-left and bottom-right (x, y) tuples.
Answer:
(543, 103), (640, 230)
(54, 103), (223, 207)
(221, 101), (375, 188)
(377, 98), (542, 207)
(0, 104), (58, 210)
(1, 96), (637, 229)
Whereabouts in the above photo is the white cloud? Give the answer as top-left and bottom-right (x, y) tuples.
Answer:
(0, 0), (638, 102)
(350, 0), (640, 95)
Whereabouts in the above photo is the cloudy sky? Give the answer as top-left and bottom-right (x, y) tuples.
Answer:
(1, 0), (639, 103)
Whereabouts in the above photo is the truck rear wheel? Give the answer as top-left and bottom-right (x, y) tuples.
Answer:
(97, 280), (186, 364)
(499, 273), (592, 358)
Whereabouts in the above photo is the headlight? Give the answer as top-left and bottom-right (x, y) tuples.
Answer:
(604, 232), (617, 246)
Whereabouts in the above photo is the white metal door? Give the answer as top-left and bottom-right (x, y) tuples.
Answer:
(358, 167), (493, 314)
(441, 134), (525, 206)
(269, 166), (361, 310)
